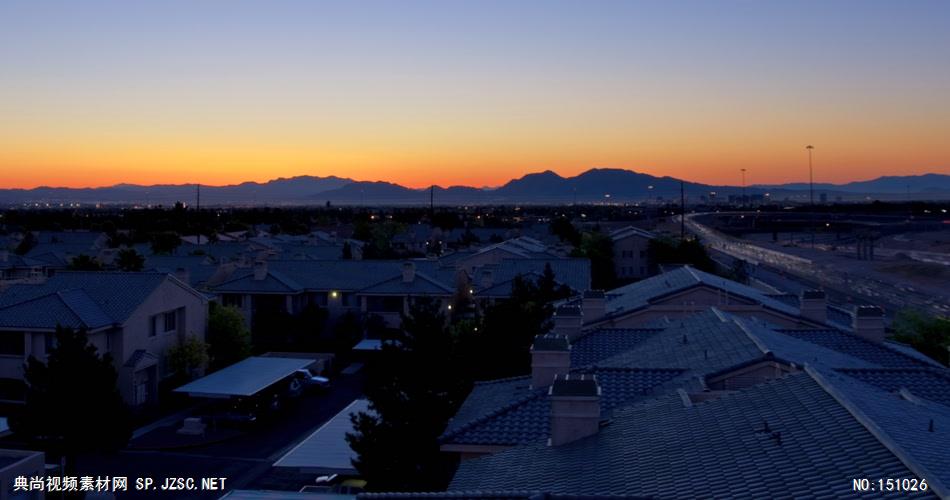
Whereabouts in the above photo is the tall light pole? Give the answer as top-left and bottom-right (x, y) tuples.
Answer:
(740, 168), (747, 206)
(806, 145), (815, 248)
(806, 145), (814, 206)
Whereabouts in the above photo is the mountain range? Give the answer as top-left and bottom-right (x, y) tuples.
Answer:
(2, 169), (949, 205)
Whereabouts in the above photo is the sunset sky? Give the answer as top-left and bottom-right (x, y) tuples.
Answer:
(1, 1), (948, 189)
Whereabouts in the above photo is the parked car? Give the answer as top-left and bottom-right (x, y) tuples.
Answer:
(292, 368), (331, 392)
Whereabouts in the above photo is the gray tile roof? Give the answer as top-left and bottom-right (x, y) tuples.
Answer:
(0, 289), (113, 330)
(775, 328), (932, 368)
(442, 367), (683, 446)
(0, 272), (171, 328)
(816, 368), (950, 496)
(359, 272), (453, 295)
(211, 260), (456, 294)
(602, 266), (798, 320)
(450, 372), (934, 498)
(474, 259), (591, 298)
(837, 367), (950, 407)
(568, 328), (661, 368)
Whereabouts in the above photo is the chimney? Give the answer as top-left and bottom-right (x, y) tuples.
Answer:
(174, 267), (191, 285)
(799, 289), (827, 323)
(549, 374), (601, 446)
(582, 290), (606, 322)
(852, 306), (885, 343)
(480, 269), (494, 289)
(253, 260), (268, 281)
(402, 261), (416, 283)
(531, 334), (571, 389)
(552, 305), (583, 341)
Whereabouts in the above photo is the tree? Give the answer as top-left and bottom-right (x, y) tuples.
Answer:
(207, 304), (252, 370)
(15, 231), (37, 255)
(11, 326), (131, 460)
(728, 258), (751, 284)
(347, 298), (464, 491)
(115, 248), (145, 272)
(168, 335), (210, 380)
(572, 230), (616, 290)
(648, 236), (716, 274)
(550, 217), (581, 247)
(342, 240), (353, 260)
(150, 231), (181, 254)
(892, 310), (950, 366)
(67, 254), (103, 271)
(460, 273), (564, 381)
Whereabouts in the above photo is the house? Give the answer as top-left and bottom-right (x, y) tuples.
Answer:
(434, 302), (949, 497)
(210, 254), (592, 330)
(571, 265), (846, 330)
(0, 252), (45, 283)
(0, 272), (208, 406)
(210, 260), (461, 329)
(471, 259), (591, 302)
(610, 226), (655, 280)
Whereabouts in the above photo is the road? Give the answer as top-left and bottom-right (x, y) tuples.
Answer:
(686, 213), (950, 317)
(74, 369), (365, 499)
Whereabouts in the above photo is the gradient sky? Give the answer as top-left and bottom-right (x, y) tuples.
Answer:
(2, 1), (949, 189)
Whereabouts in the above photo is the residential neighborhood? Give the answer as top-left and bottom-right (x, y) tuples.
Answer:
(2, 1), (950, 497)
(0, 204), (947, 499)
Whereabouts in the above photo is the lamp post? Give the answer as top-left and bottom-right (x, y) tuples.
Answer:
(806, 145), (815, 247)
(740, 168), (747, 206)
(806, 145), (815, 206)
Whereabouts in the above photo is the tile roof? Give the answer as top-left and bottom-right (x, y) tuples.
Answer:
(837, 367), (950, 407)
(815, 368), (950, 497)
(0, 289), (112, 330)
(0, 272), (173, 328)
(211, 260), (454, 294)
(609, 226), (655, 241)
(601, 266), (799, 320)
(776, 328), (931, 368)
(474, 259), (591, 298)
(359, 272), (454, 295)
(442, 367), (683, 446)
(568, 328), (660, 368)
(449, 372), (933, 498)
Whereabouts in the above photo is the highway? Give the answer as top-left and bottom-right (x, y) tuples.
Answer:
(685, 213), (950, 318)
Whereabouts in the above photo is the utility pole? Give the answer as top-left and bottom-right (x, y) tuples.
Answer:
(196, 183), (201, 245)
(429, 185), (434, 223)
(680, 180), (686, 241)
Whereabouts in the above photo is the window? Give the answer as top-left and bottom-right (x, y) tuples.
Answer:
(223, 294), (244, 308)
(45, 333), (58, 354)
(0, 333), (25, 356)
(640, 250), (647, 258)
(163, 310), (178, 333)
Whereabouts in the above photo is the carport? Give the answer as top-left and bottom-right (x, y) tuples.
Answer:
(175, 356), (315, 398)
(273, 399), (371, 475)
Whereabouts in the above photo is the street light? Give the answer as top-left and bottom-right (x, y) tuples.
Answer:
(740, 169), (747, 206)
(806, 145), (815, 206)
(806, 145), (815, 247)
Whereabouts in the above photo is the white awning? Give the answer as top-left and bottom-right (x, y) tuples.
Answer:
(174, 356), (314, 398)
